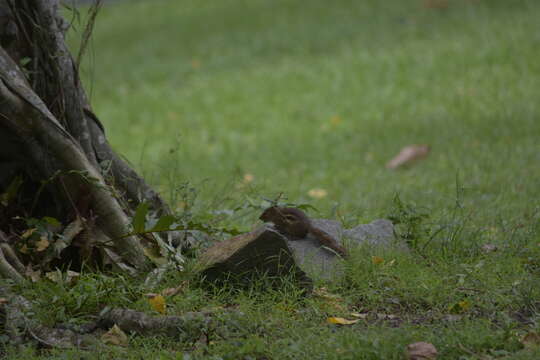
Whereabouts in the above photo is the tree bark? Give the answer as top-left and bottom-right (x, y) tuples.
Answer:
(0, 0), (179, 279)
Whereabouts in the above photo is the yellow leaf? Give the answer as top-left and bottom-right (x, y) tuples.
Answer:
(101, 324), (128, 347)
(330, 115), (342, 127)
(148, 294), (166, 314)
(308, 188), (327, 199)
(458, 300), (470, 311)
(19, 244), (29, 254)
(449, 299), (470, 313)
(327, 317), (359, 325)
(372, 256), (384, 265)
(35, 236), (50, 252)
(350, 312), (368, 319)
(21, 228), (36, 239)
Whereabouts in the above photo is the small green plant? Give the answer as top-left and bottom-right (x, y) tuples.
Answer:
(387, 193), (430, 250)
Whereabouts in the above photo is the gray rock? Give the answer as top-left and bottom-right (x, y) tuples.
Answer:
(199, 218), (400, 286)
(286, 218), (398, 280)
(344, 219), (396, 247)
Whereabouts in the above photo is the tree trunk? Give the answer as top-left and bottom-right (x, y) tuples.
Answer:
(0, 0), (178, 280)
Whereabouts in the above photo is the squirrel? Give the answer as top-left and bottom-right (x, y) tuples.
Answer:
(259, 206), (348, 258)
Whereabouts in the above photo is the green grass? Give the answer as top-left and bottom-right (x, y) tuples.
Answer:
(73, 0), (540, 220)
(4, 0), (540, 358)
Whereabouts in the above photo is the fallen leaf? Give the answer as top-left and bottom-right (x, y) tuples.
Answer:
(35, 236), (50, 252)
(19, 244), (29, 254)
(314, 287), (346, 312)
(405, 341), (438, 359)
(101, 324), (128, 347)
(308, 188), (327, 199)
(161, 281), (189, 297)
(386, 144), (431, 169)
(350, 312), (368, 319)
(66, 270), (80, 285)
(372, 256), (384, 265)
(147, 294), (166, 314)
(458, 300), (470, 311)
(313, 287), (342, 301)
(21, 228), (36, 239)
(521, 332), (540, 349)
(243, 173), (254, 184)
(327, 317), (359, 325)
(45, 270), (62, 283)
(330, 115), (342, 127)
(25, 266), (41, 282)
(449, 300), (470, 313)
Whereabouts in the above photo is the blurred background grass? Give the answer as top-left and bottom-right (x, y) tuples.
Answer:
(72, 0), (540, 223)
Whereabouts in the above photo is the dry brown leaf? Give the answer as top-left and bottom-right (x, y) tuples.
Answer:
(327, 317), (359, 325)
(101, 324), (128, 347)
(405, 341), (438, 359)
(372, 256), (384, 265)
(242, 173), (254, 184)
(25, 266), (41, 282)
(161, 281), (189, 297)
(521, 332), (540, 349)
(386, 144), (431, 169)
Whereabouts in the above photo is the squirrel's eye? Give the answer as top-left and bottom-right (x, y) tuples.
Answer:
(284, 214), (297, 222)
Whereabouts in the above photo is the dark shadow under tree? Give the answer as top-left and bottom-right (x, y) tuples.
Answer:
(0, 0), (182, 281)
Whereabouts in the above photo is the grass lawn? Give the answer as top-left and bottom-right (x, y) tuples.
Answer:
(5, 0), (540, 358)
